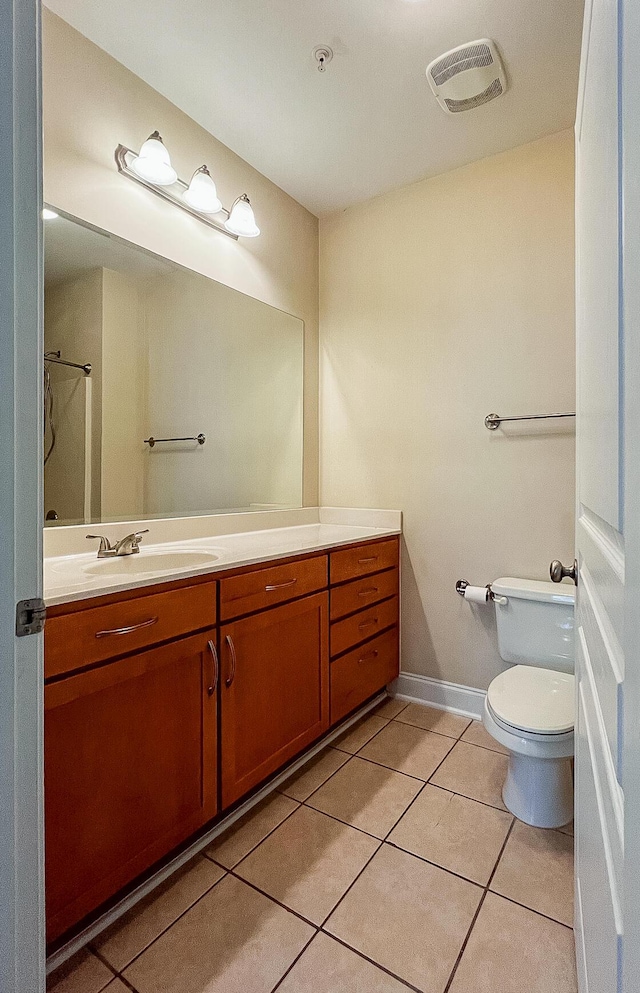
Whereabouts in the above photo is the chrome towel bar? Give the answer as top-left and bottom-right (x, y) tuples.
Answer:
(144, 434), (206, 448)
(484, 411), (576, 430)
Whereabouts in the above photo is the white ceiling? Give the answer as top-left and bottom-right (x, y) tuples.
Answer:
(44, 0), (584, 216)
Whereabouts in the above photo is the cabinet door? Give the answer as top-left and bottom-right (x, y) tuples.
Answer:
(45, 630), (218, 942)
(221, 593), (329, 807)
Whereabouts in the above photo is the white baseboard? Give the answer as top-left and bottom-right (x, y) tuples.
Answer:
(392, 671), (486, 721)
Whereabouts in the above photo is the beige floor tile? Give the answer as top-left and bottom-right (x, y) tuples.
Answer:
(104, 983), (129, 993)
(395, 703), (472, 739)
(277, 932), (410, 993)
(280, 747), (350, 801)
(461, 720), (509, 754)
(358, 721), (455, 780)
(372, 696), (409, 720)
(334, 714), (389, 754)
(47, 949), (114, 993)
(430, 741), (508, 809)
(307, 757), (423, 839)
(388, 785), (512, 884)
(491, 820), (574, 926)
(207, 793), (299, 868)
(235, 805), (379, 924)
(124, 874), (313, 993)
(325, 844), (482, 993)
(94, 856), (225, 970)
(448, 892), (577, 993)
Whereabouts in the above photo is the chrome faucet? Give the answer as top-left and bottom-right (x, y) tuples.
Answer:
(86, 530), (149, 558)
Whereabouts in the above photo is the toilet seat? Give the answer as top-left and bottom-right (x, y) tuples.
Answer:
(487, 665), (574, 735)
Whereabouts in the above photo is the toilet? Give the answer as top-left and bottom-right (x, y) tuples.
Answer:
(483, 577), (575, 829)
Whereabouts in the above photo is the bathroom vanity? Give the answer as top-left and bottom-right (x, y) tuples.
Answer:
(44, 525), (400, 944)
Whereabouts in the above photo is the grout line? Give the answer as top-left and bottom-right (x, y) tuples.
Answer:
(485, 817), (516, 890)
(109, 869), (229, 974)
(268, 930), (320, 993)
(318, 931), (423, 992)
(332, 715), (393, 756)
(112, 974), (139, 992)
(204, 797), (303, 871)
(486, 890), (575, 931)
(382, 840), (486, 890)
(391, 714), (473, 742)
(381, 782), (428, 842)
(318, 840), (384, 930)
(442, 889), (489, 993)
(85, 946), (119, 980)
(425, 780), (512, 814)
(227, 868), (324, 929)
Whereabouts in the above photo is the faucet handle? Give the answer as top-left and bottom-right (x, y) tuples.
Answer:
(86, 534), (113, 553)
(131, 529), (149, 548)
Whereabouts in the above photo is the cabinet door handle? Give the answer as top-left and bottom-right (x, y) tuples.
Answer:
(358, 556), (378, 564)
(225, 634), (237, 687)
(358, 587), (379, 598)
(264, 579), (298, 592)
(95, 616), (159, 638)
(206, 639), (219, 696)
(359, 617), (378, 630)
(358, 649), (379, 664)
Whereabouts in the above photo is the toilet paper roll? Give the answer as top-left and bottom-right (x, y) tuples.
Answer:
(463, 585), (489, 604)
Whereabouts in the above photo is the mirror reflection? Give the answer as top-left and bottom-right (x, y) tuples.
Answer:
(43, 213), (304, 525)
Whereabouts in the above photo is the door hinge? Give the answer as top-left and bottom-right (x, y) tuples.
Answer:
(16, 598), (47, 637)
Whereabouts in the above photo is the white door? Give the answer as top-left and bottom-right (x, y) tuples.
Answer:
(0, 0), (45, 990)
(575, 0), (640, 989)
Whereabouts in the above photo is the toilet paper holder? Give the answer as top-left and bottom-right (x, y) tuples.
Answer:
(455, 579), (508, 605)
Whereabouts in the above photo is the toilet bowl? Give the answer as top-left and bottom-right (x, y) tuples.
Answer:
(481, 577), (575, 828)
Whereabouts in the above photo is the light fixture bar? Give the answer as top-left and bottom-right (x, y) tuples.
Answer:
(114, 145), (239, 241)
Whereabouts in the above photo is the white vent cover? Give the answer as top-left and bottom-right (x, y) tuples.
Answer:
(426, 39), (507, 114)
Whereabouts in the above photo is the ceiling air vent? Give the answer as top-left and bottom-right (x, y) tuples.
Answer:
(426, 39), (507, 114)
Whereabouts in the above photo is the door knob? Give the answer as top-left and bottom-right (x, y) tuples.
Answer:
(549, 559), (578, 586)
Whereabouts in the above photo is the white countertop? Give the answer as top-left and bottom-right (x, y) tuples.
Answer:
(45, 522), (401, 607)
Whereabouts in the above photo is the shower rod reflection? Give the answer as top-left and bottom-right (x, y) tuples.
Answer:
(484, 411), (575, 430)
(44, 350), (92, 375)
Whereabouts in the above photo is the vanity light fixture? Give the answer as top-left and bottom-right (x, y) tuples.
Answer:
(224, 194), (260, 238)
(115, 131), (261, 240)
(130, 131), (177, 185)
(183, 165), (222, 214)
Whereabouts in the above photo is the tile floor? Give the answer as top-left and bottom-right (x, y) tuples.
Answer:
(47, 699), (577, 993)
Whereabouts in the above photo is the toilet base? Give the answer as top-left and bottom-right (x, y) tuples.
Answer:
(502, 751), (573, 828)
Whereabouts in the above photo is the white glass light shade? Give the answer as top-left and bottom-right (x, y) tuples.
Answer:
(224, 194), (260, 238)
(183, 165), (222, 213)
(131, 131), (177, 186)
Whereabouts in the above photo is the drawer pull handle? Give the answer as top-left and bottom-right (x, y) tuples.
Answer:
(359, 617), (379, 630)
(358, 649), (379, 664)
(225, 634), (237, 688)
(358, 587), (379, 598)
(207, 640), (219, 697)
(358, 556), (378, 564)
(95, 616), (159, 638)
(264, 579), (298, 592)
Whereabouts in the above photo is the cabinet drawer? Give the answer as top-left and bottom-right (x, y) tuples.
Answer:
(45, 582), (217, 679)
(331, 627), (399, 725)
(330, 567), (398, 621)
(220, 554), (327, 621)
(330, 538), (399, 585)
(331, 596), (398, 658)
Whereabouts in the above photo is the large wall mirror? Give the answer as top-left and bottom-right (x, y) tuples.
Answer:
(43, 211), (304, 526)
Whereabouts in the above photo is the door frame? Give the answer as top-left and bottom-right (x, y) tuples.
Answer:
(0, 0), (45, 990)
(622, 0), (640, 985)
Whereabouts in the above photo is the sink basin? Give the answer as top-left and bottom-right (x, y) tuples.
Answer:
(83, 549), (220, 577)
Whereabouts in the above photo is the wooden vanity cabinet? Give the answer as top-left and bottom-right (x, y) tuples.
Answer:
(220, 590), (329, 806)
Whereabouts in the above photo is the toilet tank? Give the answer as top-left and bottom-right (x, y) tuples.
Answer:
(491, 577), (575, 672)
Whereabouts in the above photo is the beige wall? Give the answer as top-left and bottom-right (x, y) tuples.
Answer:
(42, 8), (319, 505)
(101, 269), (146, 520)
(320, 131), (576, 691)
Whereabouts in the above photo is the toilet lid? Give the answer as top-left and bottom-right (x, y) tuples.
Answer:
(487, 666), (575, 734)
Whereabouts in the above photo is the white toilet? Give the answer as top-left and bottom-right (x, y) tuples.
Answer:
(483, 576), (575, 829)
